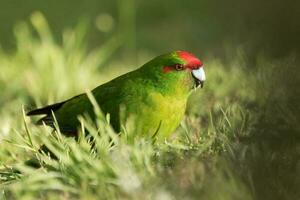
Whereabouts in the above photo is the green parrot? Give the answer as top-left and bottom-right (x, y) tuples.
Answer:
(27, 51), (205, 140)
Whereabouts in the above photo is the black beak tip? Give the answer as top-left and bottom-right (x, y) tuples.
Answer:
(200, 81), (204, 88)
(195, 80), (204, 88)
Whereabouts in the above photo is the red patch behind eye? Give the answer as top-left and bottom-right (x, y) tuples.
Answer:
(177, 51), (202, 69)
(163, 66), (173, 73)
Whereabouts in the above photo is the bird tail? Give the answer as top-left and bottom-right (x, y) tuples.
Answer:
(26, 102), (65, 116)
(26, 101), (66, 127)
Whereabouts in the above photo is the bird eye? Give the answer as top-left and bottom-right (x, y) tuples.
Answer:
(174, 64), (184, 71)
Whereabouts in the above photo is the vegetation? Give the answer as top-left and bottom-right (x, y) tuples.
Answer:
(0, 13), (299, 200)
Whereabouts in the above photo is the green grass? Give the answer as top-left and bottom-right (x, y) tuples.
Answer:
(0, 13), (298, 200)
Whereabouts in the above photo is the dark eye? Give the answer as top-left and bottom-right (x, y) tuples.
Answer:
(174, 64), (184, 71)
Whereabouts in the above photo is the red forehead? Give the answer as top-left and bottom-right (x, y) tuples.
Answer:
(177, 51), (202, 69)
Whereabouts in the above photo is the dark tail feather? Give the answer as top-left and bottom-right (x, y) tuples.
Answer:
(36, 115), (55, 127)
(26, 102), (65, 116)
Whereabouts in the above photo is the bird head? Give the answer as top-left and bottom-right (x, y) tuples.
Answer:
(140, 51), (205, 95)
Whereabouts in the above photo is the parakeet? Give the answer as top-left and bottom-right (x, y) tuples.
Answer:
(27, 51), (205, 139)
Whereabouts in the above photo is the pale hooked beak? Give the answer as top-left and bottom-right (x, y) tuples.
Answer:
(192, 67), (206, 88)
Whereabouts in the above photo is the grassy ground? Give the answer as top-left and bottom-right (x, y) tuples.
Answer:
(0, 13), (299, 200)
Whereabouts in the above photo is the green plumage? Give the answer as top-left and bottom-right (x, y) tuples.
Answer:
(27, 51), (202, 140)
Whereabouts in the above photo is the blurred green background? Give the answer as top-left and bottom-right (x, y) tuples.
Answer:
(0, 0), (299, 200)
(1, 0), (299, 57)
